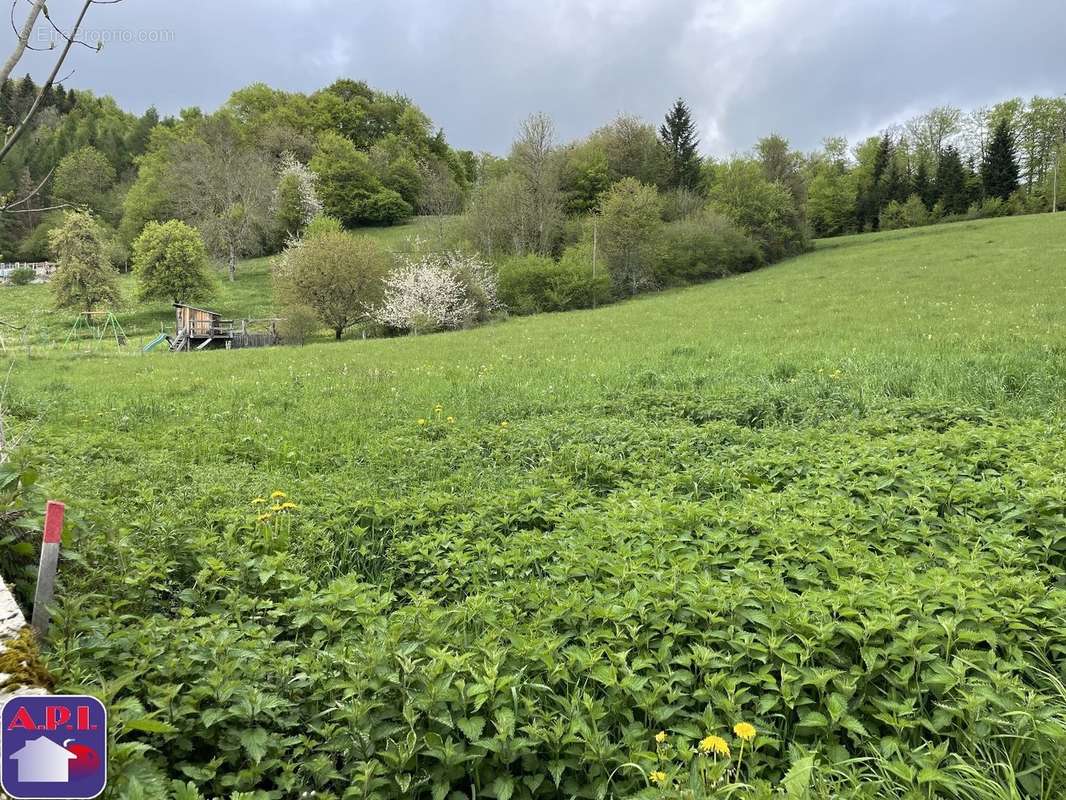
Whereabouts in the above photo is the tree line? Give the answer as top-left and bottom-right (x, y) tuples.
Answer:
(8, 77), (1065, 342)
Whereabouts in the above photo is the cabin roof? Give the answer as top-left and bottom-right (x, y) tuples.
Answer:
(173, 303), (221, 316)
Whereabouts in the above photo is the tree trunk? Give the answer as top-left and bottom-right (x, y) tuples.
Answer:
(228, 245), (236, 282)
(334, 328), (342, 340)
(0, 0), (47, 87)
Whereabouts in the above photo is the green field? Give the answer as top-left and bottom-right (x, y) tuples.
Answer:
(8, 213), (1066, 798)
(0, 216), (451, 349)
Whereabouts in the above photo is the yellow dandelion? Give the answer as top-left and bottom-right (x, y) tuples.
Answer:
(649, 771), (667, 787)
(256, 513), (272, 523)
(251, 497), (266, 506)
(434, 404), (444, 412)
(500, 421), (509, 428)
(733, 722), (756, 742)
(272, 504), (284, 513)
(271, 490), (286, 499)
(446, 416), (456, 424)
(280, 502), (298, 511)
(655, 730), (667, 744)
(417, 418), (427, 426)
(698, 735), (730, 757)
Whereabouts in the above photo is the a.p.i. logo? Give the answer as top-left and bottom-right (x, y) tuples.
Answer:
(0, 695), (107, 799)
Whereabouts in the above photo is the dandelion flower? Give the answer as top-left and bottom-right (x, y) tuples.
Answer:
(256, 513), (273, 523)
(417, 418), (427, 426)
(280, 502), (298, 511)
(446, 416), (456, 424)
(272, 504), (284, 513)
(271, 490), (286, 499)
(649, 771), (667, 787)
(698, 735), (730, 757)
(733, 722), (756, 742)
(251, 497), (266, 506)
(500, 421), (509, 428)
(655, 730), (667, 744)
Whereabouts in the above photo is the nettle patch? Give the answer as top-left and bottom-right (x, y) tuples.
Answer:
(36, 396), (1066, 799)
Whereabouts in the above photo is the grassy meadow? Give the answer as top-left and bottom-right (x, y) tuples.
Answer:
(6, 212), (1066, 798)
(0, 216), (449, 348)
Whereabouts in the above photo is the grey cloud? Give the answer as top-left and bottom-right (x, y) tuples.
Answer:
(12, 0), (1066, 156)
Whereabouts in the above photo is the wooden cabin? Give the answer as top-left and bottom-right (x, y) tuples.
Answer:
(170, 304), (276, 351)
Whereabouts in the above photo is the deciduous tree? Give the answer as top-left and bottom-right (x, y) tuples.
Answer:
(132, 220), (215, 305)
(598, 177), (663, 295)
(49, 211), (121, 311)
(273, 230), (388, 339)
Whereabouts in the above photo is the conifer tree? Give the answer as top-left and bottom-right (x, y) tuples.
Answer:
(658, 98), (702, 190)
(935, 146), (967, 214)
(913, 159), (935, 209)
(981, 118), (1020, 201)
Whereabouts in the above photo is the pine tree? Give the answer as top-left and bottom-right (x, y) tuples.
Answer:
(859, 134), (893, 230)
(14, 74), (35, 119)
(913, 159), (935, 209)
(0, 79), (13, 128)
(935, 146), (967, 215)
(981, 118), (1020, 201)
(658, 98), (701, 190)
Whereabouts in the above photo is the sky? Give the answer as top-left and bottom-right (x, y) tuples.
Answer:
(12, 0), (1066, 157)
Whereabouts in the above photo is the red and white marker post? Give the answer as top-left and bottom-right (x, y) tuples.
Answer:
(31, 500), (64, 636)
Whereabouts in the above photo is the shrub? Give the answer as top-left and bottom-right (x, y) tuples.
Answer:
(277, 304), (319, 345)
(373, 251), (498, 334)
(901, 194), (929, 228)
(8, 267), (35, 286)
(498, 245), (612, 315)
(132, 220), (215, 305)
(656, 210), (761, 285)
(879, 200), (907, 231)
(361, 188), (413, 226)
(17, 213), (64, 262)
(660, 187), (707, 222)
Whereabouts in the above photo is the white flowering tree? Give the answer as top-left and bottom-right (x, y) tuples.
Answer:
(373, 252), (498, 334)
(273, 153), (323, 239)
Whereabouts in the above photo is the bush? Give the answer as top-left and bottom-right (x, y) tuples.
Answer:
(498, 245), (612, 315)
(8, 267), (35, 286)
(901, 194), (929, 228)
(373, 251), (498, 334)
(879, 200), (907, 231)
(660, 187), (707, 222)
(361, 188), (413, 226)
(277, 304), (319, 345)
(656, 210), (761, 286)
(17, 213), (64, 261)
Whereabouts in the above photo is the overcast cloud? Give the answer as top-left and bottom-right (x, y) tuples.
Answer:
(12, 0), (1066, 156)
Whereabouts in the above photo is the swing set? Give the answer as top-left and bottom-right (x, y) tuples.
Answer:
(63, 310), (128, 352)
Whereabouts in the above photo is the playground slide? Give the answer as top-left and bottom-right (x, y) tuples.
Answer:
(143, 332), (169, 352)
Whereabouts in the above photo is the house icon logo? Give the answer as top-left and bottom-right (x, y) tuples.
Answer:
(1, 695), (107, 799)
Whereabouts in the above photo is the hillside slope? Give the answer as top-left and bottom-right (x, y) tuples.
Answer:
(8, 212), (1066, 798)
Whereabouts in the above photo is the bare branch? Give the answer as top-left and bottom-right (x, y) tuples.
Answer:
(0, 0), (121, 166)
(1, 166), (53, 212)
